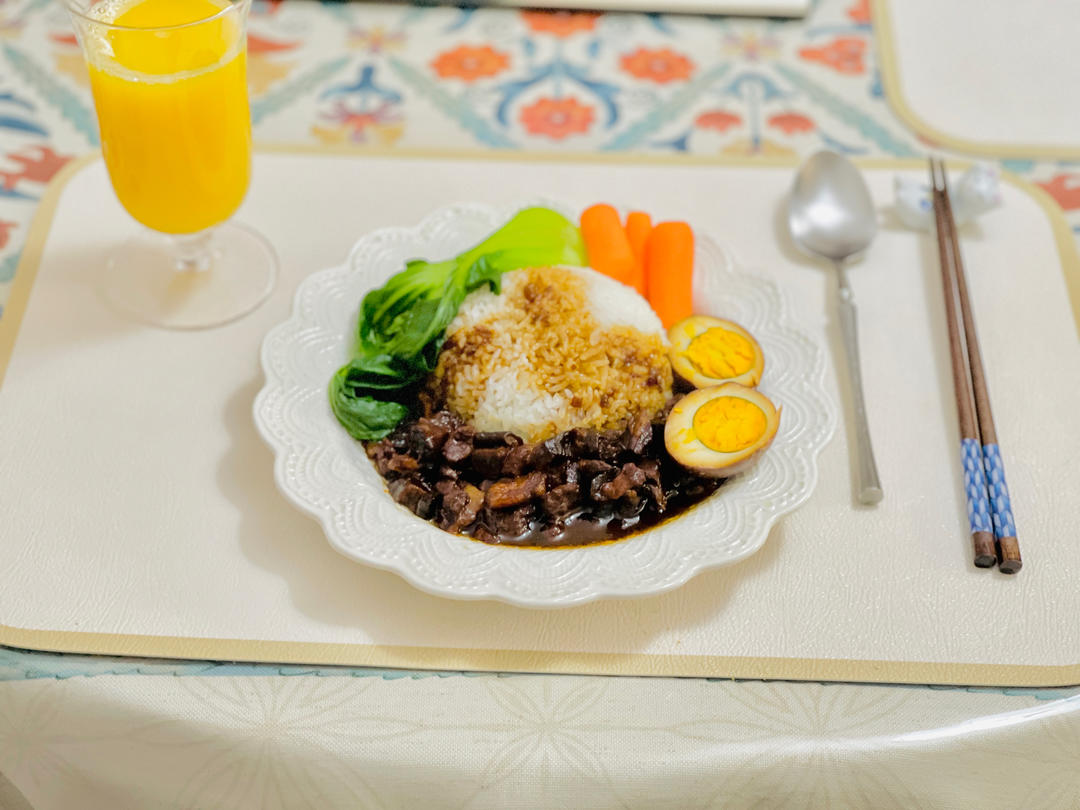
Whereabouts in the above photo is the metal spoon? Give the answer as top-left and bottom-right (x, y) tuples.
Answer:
(788, 150), (883, 505)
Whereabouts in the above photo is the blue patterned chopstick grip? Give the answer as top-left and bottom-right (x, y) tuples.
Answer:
(961, 438), (993, 536)
(981, 443), (1016, 539)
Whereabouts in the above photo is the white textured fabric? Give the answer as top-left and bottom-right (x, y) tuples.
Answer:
(1, 673), (1079, 809)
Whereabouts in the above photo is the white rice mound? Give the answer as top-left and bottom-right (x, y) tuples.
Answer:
(428, 266), (673, 443)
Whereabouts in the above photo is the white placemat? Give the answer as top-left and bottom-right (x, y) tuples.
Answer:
(2, 150), (1078, 685)
(874, 0), (1080, 159)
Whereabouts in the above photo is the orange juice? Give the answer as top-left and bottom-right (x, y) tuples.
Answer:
(86, 0), (250, 234)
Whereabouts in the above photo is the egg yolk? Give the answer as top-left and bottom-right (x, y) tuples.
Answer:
(692, 395), (767, 453)
(686, 327), (756, 380)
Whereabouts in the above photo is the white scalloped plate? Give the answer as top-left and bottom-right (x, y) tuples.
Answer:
(254, 202), (836, 608)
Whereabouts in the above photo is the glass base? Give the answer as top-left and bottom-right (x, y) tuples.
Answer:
(101, 221), (278, 330)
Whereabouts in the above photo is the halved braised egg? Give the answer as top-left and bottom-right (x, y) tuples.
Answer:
(668, 315), (764, 389)
(664, 383), (780, 477)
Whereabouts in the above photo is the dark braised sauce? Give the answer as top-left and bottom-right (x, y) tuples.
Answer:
(365, 408), (722, 548)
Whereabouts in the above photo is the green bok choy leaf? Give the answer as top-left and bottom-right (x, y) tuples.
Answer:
(330, 207), (586, 440)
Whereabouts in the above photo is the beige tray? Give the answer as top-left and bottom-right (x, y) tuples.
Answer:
(2, 147), (1079, 686)
(874, 0), (1080, 160)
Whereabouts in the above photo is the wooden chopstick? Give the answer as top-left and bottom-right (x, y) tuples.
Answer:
(929, 158), (1021, 573)
(936, 162), (1022, 573)
(928, 159), (996, 568)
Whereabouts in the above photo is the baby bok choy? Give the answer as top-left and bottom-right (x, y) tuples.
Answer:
(330, 207), (586, 440)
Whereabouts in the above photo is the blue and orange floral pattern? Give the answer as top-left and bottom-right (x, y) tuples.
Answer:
(312, 64), (404, 145)
(619, 47), (695, 84)
(0, 0), (1074, 313)
(1038, 173), (1080, 211)
(520, 95), (594, 140)
(0, 0), (919, 305)
(520, 10), (600, 38)
(0, 0), (1075, 305)
(799, 36), (867, 74)
(246, 31), (301, 96)
(431, 44), (510, 82)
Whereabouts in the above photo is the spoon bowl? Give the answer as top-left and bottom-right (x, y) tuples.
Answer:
(788, 151), (878, 263)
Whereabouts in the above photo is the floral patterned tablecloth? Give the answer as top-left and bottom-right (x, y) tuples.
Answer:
(2, 1), (1080, 808)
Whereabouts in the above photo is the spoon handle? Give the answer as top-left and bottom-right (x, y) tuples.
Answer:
(835, 265), (883, 505)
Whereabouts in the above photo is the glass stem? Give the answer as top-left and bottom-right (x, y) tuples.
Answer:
(170, 230), (214, 272)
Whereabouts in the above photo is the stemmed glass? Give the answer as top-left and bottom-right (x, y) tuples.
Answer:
(68, 0), (276, 329)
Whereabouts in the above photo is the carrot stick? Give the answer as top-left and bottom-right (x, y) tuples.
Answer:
(645, 221), (694, 328)
(625, 212), (651, 264)
(580, 204), (639, 289)
(624, 211), (651, 295)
